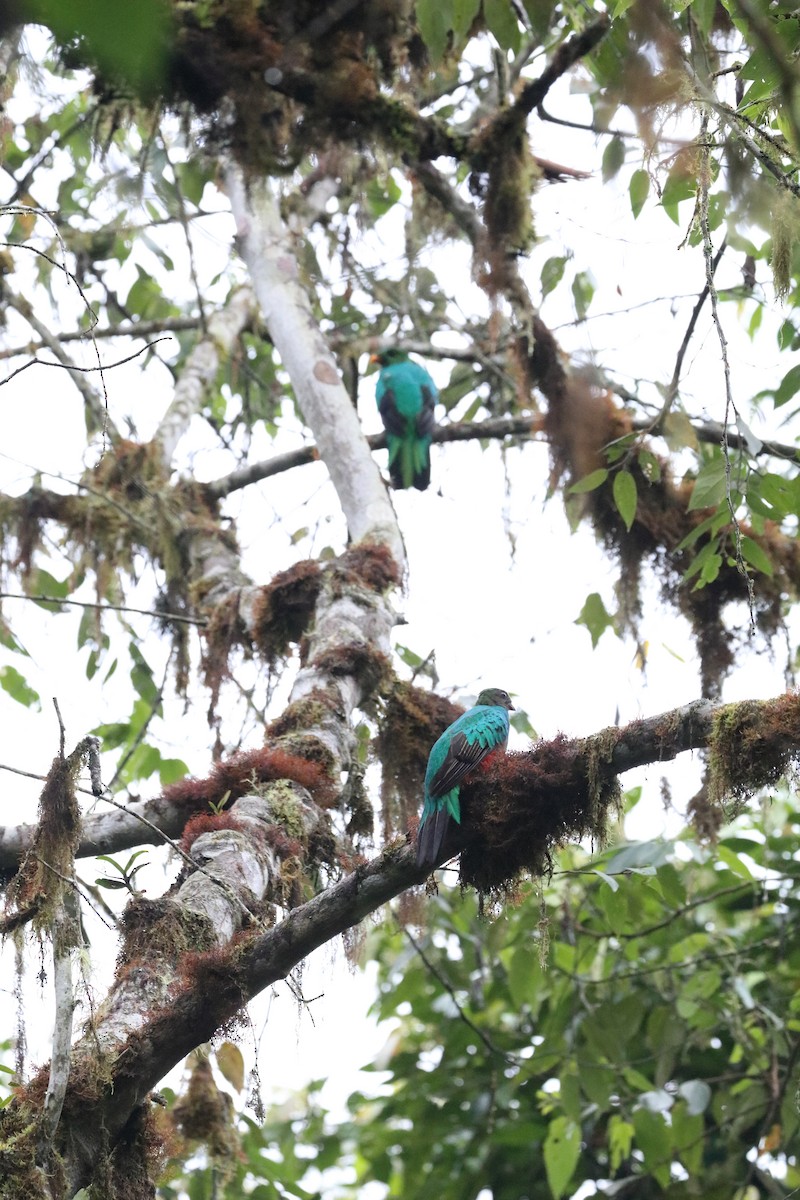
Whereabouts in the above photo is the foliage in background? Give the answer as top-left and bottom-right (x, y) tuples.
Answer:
(162, 789), (800, 1199)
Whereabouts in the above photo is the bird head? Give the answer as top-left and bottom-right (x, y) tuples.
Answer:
(370, 348), (409, 367)
(476, 688), (515, 710)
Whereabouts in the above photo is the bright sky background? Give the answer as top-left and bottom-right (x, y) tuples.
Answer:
(0, 36), (797, 1142)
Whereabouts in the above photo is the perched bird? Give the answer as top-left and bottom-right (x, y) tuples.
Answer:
(371, 348), (437, 490)
(417, 687), (515, 870)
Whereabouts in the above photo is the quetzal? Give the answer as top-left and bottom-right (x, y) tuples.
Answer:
(371, 349), (437, 491)
(417, 687), (515, 870)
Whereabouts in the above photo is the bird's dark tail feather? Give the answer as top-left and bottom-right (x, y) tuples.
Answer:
(416, 808), (451, 870)
(389, 460), (430, 491)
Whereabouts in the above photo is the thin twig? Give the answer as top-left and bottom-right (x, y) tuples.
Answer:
(160, 134), (207, 333)
(53, 698), (66, 758)
(0, 336), (174, 388)
(698, 108), (756, 628)
(404, 927), (520, 1064)
(0, 592), (207, 626)
(0, 316), (203, 361)
(650, 237), (728, 433)
(0, 760), (97, 795)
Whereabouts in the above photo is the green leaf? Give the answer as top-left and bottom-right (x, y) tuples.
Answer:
(483, 0), (521, 52)
(774, 363), (800, 407)
(365, 174), (402, 218)
(740, 536), (773, 577)
(0, 665), (41, 710)
(672, 1099), (705, 1174)
(575, 592), (615, 648)
(571, 270), (595, 321)
(661, 164), (696, 225)
(602, 135), (625, 183)
(453, 0), (482, 37)
(510, 709), (537, 737)
(568, 468), (608, 494)
(540, 254), (568, 300)
(28, 568), (70, 610)
(608, 1114), (634, 1173)
(0, 617), (28, 656)
(415, 0), (453, 60)
(129, 642), (160, 706)
(543, 1116), (580, 1199)
(159, 757), (189, 785)
(687, 460), (728, 511)
(25, 0), (171, 93)
(613, 469), (638, 530)
(632, 1108), (672, 1188)
(630, 168), (649, 218)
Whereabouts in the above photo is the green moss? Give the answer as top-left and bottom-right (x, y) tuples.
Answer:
(264, 782), (308, 841)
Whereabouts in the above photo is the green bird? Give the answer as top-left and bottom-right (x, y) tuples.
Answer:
(417, 687), (515, 870)
(371, 349), (437, 490)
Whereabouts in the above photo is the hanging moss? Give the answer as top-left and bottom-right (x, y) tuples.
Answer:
(313, 642), (392, 695)
(458, 734), (620, 899)
(200, 591), (252, 717)
(172, 1054), (239, 1166)
(374, 682), (463, 840)
(706, 695), (800, 811)
(3, 746), (84, 936)
(338, 540), (402, 593)
(251, 560), (322, 664)
(537, 362), (800, 699)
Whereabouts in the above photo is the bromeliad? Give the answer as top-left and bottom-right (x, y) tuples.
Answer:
(371, 348), (437, 491)
(417, 687), (515, 870)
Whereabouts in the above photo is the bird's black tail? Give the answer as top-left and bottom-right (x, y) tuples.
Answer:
(416, 807), (450, 870)
(389, 457), (430, 491)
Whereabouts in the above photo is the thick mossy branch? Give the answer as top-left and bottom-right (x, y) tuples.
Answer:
(458, 694), (800, 897)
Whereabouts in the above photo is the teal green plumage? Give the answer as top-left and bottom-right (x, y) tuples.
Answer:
(371, 349), (437, 490)
(417, 687), (515, 870)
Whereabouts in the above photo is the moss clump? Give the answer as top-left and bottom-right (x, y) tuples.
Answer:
(172, 1054), (238, 1166)
(458, 735), (619, 899)
(251, 560), (322, 664)
(162, 745), (338, 814)
(313, 643), (392, 694)
(265, 691), (334, 737)
(707, 695), (800, 812)
(338, 541), (402, 593)
(117, 897), (217, 969)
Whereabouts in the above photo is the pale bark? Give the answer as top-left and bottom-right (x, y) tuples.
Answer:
(224, 169), (405, 570)
(153, 286), (255, 468)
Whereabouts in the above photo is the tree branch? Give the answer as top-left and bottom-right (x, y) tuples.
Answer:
(0, 316), (206, 361)
(224, 169), (405, 568)
(153, 286), (255, 468)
